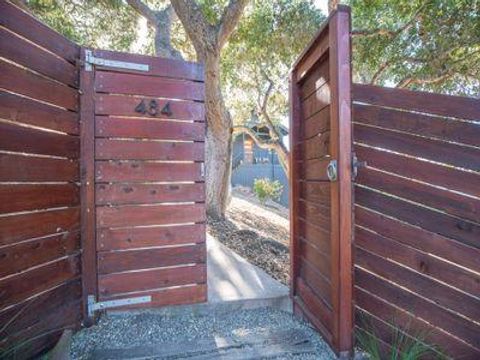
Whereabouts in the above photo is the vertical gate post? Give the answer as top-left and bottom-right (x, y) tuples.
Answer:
(79, 47), (97, 325)
(329, 6), (353, 356)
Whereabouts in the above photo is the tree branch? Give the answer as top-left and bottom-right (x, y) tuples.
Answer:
(233, 126), (289, 175)
(126, 0), (157, 25)
(217, 0), (249, 49)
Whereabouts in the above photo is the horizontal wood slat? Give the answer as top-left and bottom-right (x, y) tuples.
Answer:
(296, 277), (333, 331)
(300, 238), (331, 280)
(96, 183), (205, 205)
(353, 83), (480, 121)
(356, 186), (480, 250)
(0, 27), (77, 87)
(355, 226), (480, 298)
(353, 103), (480, 147)
(95, 95), (205, 121)
(0, 154), (79, 182)
(96, 203), (206, 228)
(0, 121), (79, 158)
(96, 161), (203, 182)
(298, 219), (331, 256)
(356, 246), (480, 323)
(302, 82), (330, 120)
(0, 60), (78, 111)
(355, 206), (480, 274)
(299, 259), (332, 307)
(357, 167), (480, 223)
(300, 181), (331, 205)
(0, 1), (79, 63)
(97, 224), (205, 251)
(355, 145), (480, 198)
(299, 200), (330, 231)
(303, 106), (330, 140)
(0, 231), (80, 279)
(93, 49), (204, 81)
(0, 207), (80, 246)
(0, 91), (79, 134)
(295, 32), (329, 82)
(98, 264), (206, 297)
(97, 244), (206, 274)
(0, 184), (80, 214)
(302, 159), (330, 181)
(0, 255), (81, 309)
(99, 284), (207, 308)
(355, 123), (480, 172)
(355, 287), (480, 359)
(0, 279), (82, 339)
(96, 71), (204, 101)
(300, 60), (329, 101)
(302, 131), (330, 160)
(95, 139), (204, 161)
(355, 268), (480, 350)
(96, 117), (204, 141)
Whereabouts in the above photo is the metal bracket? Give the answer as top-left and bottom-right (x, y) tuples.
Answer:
(352, 153), (367, 180)
(87, 295), (151, 317)
(84, 50), (149, 72)
(327, 159), (338, 182)
(200, 163), (205, 178)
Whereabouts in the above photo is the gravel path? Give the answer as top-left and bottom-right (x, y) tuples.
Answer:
(208, 187), (290, 285)
(70, 308), (336, 359)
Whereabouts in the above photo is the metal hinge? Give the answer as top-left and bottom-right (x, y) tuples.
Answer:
(84, 50), (149, 72)
(87, 295), (151, 317)
(200, 163), (205, 178)
(352, 153), (367, 180)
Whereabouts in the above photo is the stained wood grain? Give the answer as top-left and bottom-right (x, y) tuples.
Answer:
(98, 264), (206, 296)
(96, 161), (203, 182)
(93, 49), (204, 81)
(96, 183), (205, 205)
(0, 27), (77, 87)
(97, 203), (205, 228)
(0, 120), (79, 158)
(356, 186), (480, 249)
(0, 154), (79, 182)
(0, 60), (78, 111)
(0, 207), (80, 246)
(355, 206), (480, 274)
(355, 226), (480, 298)
(0, 231), (80, 278)
(0, 255), (81, 309)
(95, 139), (204, 161)
(302, 82), (331, 120)
(0, 1), (79, 63)
(303, 105), (330, 141)
(97, 224), (206, 251)
(355, 123), (480, 172)
(96, 116), (204, 141)
(353, 83), (480, 122)
(296, 277), (333, 330)
(97, 244), (206, 274)
(353, 103), (480, 147)
(0, 91), (79, 134)
(0, 184), (80, 214)
(96, 71), (204, 101)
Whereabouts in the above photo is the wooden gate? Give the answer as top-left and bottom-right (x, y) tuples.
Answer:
(80, 49), (207, 319)
(289, 6), (353, 356)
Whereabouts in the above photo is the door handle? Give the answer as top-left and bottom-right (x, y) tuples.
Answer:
(327, 160), (337, 182)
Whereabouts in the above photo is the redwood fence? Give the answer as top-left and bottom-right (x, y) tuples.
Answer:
(1, 2), (480, 360)
(353, 84), (480, 359)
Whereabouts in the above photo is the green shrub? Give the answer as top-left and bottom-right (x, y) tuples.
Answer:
(253, 178), (283, 205)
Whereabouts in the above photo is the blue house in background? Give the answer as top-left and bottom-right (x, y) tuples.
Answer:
(232, 121), (289, 207)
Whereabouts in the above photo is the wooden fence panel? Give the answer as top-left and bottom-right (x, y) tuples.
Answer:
(0, 3), (81, 359)
(353, 83), (480, 359)
(289, 6), (353, 356)
(80, 48), (207, 315)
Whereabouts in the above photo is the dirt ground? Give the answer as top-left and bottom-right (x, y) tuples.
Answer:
(207, 186), (290, 285)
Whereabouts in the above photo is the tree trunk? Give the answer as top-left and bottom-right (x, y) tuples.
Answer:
(203, 53), (233, 217)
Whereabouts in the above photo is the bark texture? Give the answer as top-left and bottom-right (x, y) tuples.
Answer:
(171, 0), (248, 218)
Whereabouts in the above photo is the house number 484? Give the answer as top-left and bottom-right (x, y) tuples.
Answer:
(134, 99), (172, 117)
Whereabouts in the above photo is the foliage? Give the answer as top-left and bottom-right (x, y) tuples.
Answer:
(356, 316), (446, 360)
(346, 0), (480, 96)
(253, 178), (283, 204)
(222, 0), (324, 127)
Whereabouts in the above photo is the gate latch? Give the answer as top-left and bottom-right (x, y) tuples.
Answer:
(87, 295), (151, 317)
(352, 153), (367, 180)
(326, 160), (337, 182)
